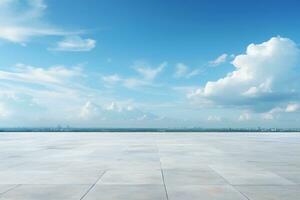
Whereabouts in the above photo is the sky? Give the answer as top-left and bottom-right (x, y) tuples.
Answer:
(1, 0), (300, 128)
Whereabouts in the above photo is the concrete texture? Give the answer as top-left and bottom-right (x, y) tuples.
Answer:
(0, 132), (299, 200)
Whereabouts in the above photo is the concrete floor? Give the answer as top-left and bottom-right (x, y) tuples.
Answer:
(0, 132), (299, 200)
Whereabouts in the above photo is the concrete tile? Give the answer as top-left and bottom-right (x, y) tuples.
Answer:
(213, 169), (295, 185)
(167, 185), (248, 200)
(273, 171), (300, 184)
(98, 170), (163, 185)
(236, 185), (300, 200)
(163, 169), (227, 185)
(209, 163), (264, 172)
(0, 170), (104, 184)
(110, 160), (161, 170)
(261, 164), (300, 172)
(0, 185), (18, 195)
(160, 156), (210, 170)
(8, 161), (69, 171)
(84, 185), (167, 200)
(0, 184), (90, 200)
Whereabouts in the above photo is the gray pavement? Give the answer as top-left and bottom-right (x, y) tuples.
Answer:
(0, 132), (299, 199)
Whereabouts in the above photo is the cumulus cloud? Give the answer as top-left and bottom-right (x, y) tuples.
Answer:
(51, 36), (96, 52)
(174, 63), (200, 78)
(259, 103), (300, 120)
(189, 37), (300, 112)
(285, 103), (300, 112)
(0, 0), (82, 44)
(238, 113), (251, 121)
(79, 101), (159, 122)
(79, 101), (101, 120)
(209, 53), (228, 66)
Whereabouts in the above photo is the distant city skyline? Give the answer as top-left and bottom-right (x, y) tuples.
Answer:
(0, 0), (300, 128)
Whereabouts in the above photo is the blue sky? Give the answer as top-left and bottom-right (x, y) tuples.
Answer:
(1, 0), (300, 128)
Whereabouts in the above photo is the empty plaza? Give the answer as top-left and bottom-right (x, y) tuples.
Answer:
(0, 132), (299, 200)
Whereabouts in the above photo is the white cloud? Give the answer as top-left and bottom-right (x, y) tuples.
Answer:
(209, 53), (228, 66)
(134, 61), (166, 80)
(51, 36), (96, 52)
(238, 113), (251, 121)
(79, 101), (101, 120)
(79, 101), (159, 122)
(122, 78), (149, 89)
(260, 107), (281, 120)
(0, 63), (87, 124)
(102, 75), (148, 89)
(261, 106), (284, 120)
(0, 103), (10, 119)
(0, 63), (168, 126)
(174, 63), (188, 78)
(189, 37), (300, 112)
(0, 27), (79, 44)
(102, 62), (166, 89)
(207, 115), (222, 122)
(285, 103), (300, 112)
(259, 103), (300, 121)
(174, 63), (200, 78)
(262, 113), (275, 120)
(0, 63), (81, 85)
(105, 102), (124, 112)
(102, 74), (122, 85)
(0, 0), (82, 44)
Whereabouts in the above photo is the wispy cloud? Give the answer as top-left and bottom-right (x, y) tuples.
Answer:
(0, 0), (84, 44)
(174, 63), (201, 78)
(133, 61), (166, 80)
(207, 115), (222, 122)
(209, 53), (228, 66)
(102, 74), (122, 85)
(50, 36), (96, 52)
(0, 63), (82, 85)
(102, 61), (167, 89)
(0, 63), (86, 121)
(0, 63), (168, 126)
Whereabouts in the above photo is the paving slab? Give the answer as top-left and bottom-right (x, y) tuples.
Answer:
(163, 169), (227, 185)
(236, 185), (300, 200)
(83, 185), (167, 200)
(213, 169), (295, 185)
(0, 184), (91, 200)
(0, 169), (104, 184)
(98, 170), (163, 185)
(166, 185), (248, 200)
(271, 170), (300, 184)
(0, 185), (18, 195)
